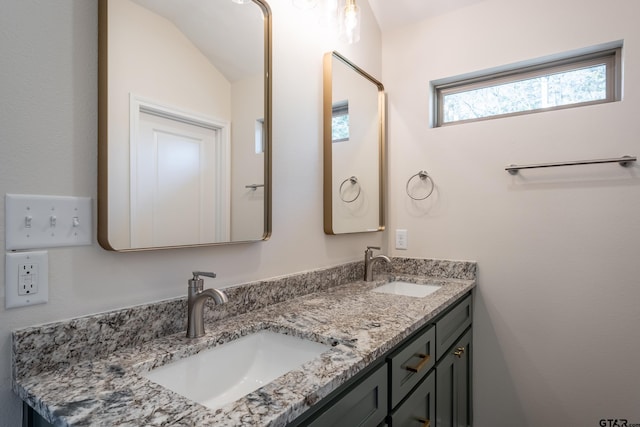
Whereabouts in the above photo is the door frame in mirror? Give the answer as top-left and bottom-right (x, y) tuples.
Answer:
(323, 51), (385, 235)
(97, 0), (272, 251)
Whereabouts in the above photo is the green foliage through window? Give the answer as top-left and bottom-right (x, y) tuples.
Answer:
(434, 46), (621, 126)
(332, 100), (349, 142)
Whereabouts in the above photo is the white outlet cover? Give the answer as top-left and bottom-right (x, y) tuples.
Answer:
(395, 229), (408, 250)
(5, 251), (49, 308)
(5, 194), (92, 250)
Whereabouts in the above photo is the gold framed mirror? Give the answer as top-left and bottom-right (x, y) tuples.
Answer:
(323, 51), (385, 235)
(98, 0), (271, 251)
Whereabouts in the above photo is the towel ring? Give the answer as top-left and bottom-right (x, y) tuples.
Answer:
(339, 176), (361, 203)
(406, 171), (434, 201)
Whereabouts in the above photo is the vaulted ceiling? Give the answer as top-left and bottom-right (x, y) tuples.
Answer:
(367, 0), (488, 31)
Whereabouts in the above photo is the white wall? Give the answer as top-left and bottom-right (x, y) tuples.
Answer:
(383, 0), (640, 425)
(231, 74), (265, 241)
(0, 0), (382, 424)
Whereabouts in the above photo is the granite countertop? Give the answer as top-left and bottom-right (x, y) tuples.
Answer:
(13, 259), (476, 426)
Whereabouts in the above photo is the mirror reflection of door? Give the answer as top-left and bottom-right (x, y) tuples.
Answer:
(98, 0), (271, 250)
(132, 104), (230, 247)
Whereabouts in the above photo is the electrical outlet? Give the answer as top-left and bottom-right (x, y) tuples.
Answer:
(395, 229), (408, 250)
(17, 262), (39, 295)
(5, 251), (48, 308)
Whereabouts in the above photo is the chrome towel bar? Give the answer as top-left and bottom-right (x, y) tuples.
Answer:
(506, 155), (636, 175)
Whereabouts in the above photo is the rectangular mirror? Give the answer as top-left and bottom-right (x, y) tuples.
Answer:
(98, 0), (271, 251)
(323, 51), (385, 234)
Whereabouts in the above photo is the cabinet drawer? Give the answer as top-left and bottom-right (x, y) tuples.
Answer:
(388, 325), (435, 409)
(389, 371), (435, 427)
(436, 294), (472, 361)
(306, 363), (388, 427)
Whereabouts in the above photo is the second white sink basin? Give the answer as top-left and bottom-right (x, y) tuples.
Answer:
(372, 281), (441, 298)
(143, 330), (329, 411)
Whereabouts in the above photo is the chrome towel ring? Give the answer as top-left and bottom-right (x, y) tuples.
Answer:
(339, 176), (361, 203)
(406, 170), (434, 200)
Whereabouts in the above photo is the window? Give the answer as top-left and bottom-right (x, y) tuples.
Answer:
(332, 100), (349, 142)
(433, 45), (621, 127)
(255, 118), (265, 153)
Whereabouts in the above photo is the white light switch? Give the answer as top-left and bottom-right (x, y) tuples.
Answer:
(395, 229), (408, 250)
(5, 194), (92, 250)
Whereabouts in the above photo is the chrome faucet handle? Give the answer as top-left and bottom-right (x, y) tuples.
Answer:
(366, 246), (381, 251)
(189, 271), (216, 291)
(192, 271), (216, 280)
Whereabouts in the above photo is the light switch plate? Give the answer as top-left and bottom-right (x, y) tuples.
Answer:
(395, 229), (408, 250)
(5, 194), (92, 250)
(5, 251), (49, 308)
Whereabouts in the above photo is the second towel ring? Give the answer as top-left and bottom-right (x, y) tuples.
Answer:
(339, 176), (361, 203)
(406, 171), (434, 200)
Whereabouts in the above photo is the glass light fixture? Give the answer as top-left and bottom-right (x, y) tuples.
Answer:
(293, 0), (318, 10)
(340, 0), (360, 44)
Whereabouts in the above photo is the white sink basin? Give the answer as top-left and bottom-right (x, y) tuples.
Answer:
(372, 281), (441, 298)
(143, 330), (329, 410)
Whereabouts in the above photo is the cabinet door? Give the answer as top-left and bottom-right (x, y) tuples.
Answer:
(389, 371), (435, 427)
(436, 295), (472, 362)
(436, 328), (472, 427)
(23, 403), (54, 427)
(388, 325), (435, 409)
(306, 363), (388, 427)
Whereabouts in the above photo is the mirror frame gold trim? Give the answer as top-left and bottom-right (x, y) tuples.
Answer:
(323, 51), (386, 235)
(97, 0), (272, 251)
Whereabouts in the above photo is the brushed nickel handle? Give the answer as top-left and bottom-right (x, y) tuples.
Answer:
(453, 347), (465, 358)
(405, 353), (431, 373)
(416, 417), (431, 427)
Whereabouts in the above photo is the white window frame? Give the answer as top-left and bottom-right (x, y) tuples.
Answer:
(432, 44), (622, 127)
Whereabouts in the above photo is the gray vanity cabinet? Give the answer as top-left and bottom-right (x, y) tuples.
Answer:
(302, 293), (473, 427)
(435, 327), (472, 427)
(23, 293), (473, 427)
(435, 294), (472, 360)
(388, 371), (435, 427)
(305, 363), (388, 427)
(388, 325), (435, 409)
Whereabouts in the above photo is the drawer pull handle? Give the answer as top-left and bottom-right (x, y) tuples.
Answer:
(453, 347), (465, 358)
(416, 417), (431, 427)
(405, 353), (431, 373)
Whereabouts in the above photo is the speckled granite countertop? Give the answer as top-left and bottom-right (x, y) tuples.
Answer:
(13, 258), (476, 426)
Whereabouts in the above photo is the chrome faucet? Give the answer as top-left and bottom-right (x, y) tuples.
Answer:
(186, 271), (228, 339)
(364, 246), (391, 282)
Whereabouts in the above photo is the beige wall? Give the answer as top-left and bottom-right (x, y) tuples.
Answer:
(383, 0), (640, 425)
(231, 73), (265, 241)
(0, 0), (382, 424)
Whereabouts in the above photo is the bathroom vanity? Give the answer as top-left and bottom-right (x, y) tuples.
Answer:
(13, 258), (476, 426)
(291, 292), (472, 427)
